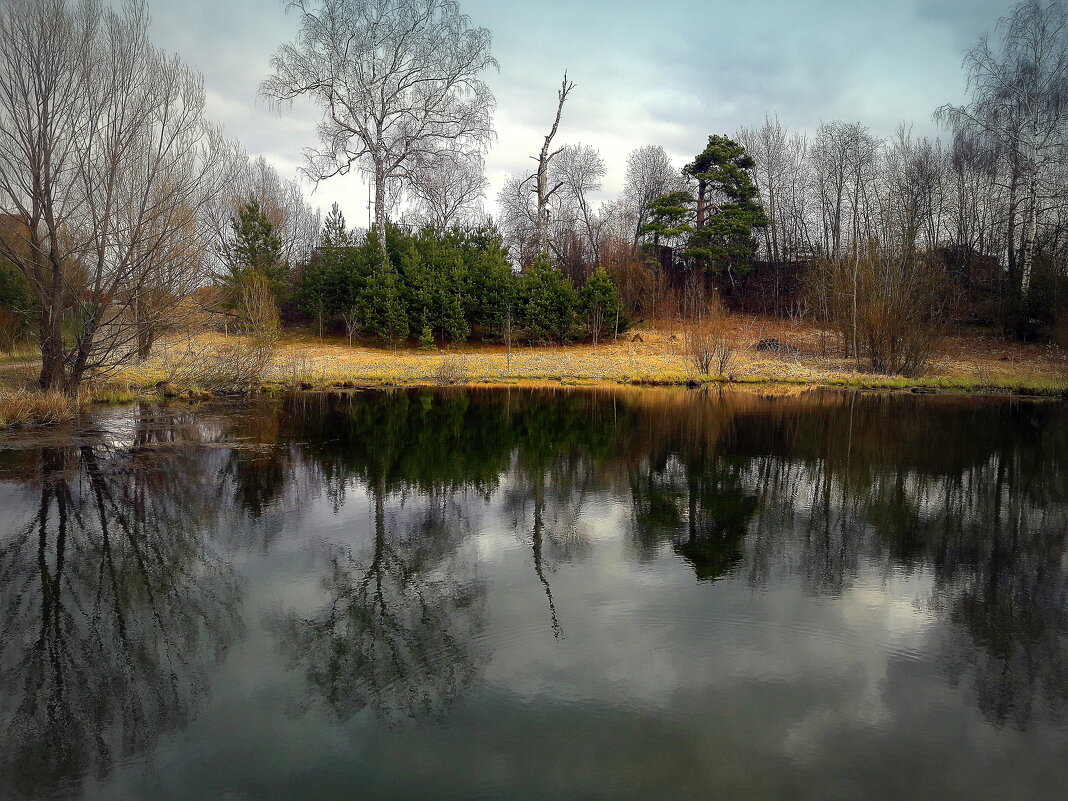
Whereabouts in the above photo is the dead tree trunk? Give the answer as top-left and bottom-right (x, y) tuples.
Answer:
(531, 74), (575, 258)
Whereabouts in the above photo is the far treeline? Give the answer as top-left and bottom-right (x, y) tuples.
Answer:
(1, 0), (1068, 394)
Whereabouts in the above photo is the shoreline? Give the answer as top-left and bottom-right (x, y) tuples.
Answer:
(3, 318), (1067, 429)
(3, 372), (1067, 434)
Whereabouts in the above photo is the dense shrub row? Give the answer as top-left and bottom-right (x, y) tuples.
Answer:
(294, 221), (625, 346)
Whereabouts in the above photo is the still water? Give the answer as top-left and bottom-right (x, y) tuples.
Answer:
(1, 387), (1066, 801)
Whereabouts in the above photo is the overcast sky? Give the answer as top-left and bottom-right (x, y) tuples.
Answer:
(145, 0), (1017, 225)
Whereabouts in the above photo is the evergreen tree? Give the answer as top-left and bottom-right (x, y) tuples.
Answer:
(419, 321), (436, 350)
(462, 224), (518, 340)
(298, 258), (333, 336)
(401, 244), (434, 339)
(640, 191), (696, 249)
(580, 267), (622, 343)
(336, 232), (379, 342)
(364, 239), (408, 346)
(438, 249), (469, 343)
(298, 204), (359, 336)
(222, 199), (289, 302)
(520, 254), (579, 342)
(682, 135), (767, 272)
(321, 202), (353, 248)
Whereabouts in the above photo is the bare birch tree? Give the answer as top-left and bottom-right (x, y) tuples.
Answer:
(938, 0), (1068, 300)
(552, 143), (606, 263)
(261, 0), (497, 250)
(496, 173), (538, 266)
(0, 0), (238, 393)
(623, 144), (683, 246)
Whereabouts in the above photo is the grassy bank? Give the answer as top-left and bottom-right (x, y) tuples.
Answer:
(0, 358), (142, 429)
(2, 316), (1065, 431)
(113, 316), (1068, 398)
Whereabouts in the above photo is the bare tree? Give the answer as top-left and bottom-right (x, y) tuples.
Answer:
(938, 0), (1068, 302)
(623, 144), (683, 246)
(405, 149), (488, 231)
(496, 173), (538, 266)
(552, 143), (606, 264)
(879, 125), (947, 257)
(738, 115), (790, 262)
(261, 0), (497, 250)
(0, 0), (238, 393)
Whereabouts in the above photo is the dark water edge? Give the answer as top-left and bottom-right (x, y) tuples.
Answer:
(1, 386), (1066, 801)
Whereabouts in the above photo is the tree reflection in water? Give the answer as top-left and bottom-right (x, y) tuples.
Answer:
(271, 387), (1068, 732)
(1, 387), (1067, 799)
(273, 387), (1067, 730)
(0, 410), (242, 800)
(275, 484), (485, 726)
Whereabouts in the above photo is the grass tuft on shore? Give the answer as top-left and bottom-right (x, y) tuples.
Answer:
(0, 389), (75, 429)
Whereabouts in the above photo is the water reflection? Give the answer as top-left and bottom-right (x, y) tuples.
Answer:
(275, 488), (485, 726)
(275, 388), (1068, 729)
(0, 387), (1066, 799)
(0, 410), (242, 801)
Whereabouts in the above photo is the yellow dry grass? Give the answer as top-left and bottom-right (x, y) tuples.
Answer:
(111, 315), (1068, 396)
(0, 388), (75, 429)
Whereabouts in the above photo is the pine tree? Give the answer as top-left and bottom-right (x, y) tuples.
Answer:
(521, 254), (578, 342)
(580, 267), (621, 343)
(401, 244), (434, 338)
(364, 255), (408, 346)
(683, 135), (767, 272)
(298, 258), (333, 336)
(464, 225), (518, 340)
(299, 206), (361, 337)
(321, 202), (353, 248)
(224, 199), (289, 299)
(439, 250), (469, 343)
(419, 321), (436, 350)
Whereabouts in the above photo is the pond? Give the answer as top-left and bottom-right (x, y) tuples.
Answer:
(1, 387), (1066, 801)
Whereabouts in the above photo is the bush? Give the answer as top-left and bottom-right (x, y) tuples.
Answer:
(0, 389), (74, 429)
(433, 354), (470, 385)
(159, 333), (276, 392)
(809, 243), (952, 376)
(681, 308), (735, 377)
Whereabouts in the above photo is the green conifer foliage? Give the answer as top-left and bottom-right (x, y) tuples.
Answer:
(401, 244), (434, 339)
(224, 199), (289, 300)
(520, 254), (579, 342)
(683, 135), (768, 272)
(580, 267), (622, 343)
(419, 322), (436, 350)
(320, 202), (353, 248)
(364, 256), (408, 346)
